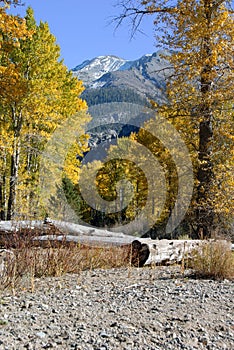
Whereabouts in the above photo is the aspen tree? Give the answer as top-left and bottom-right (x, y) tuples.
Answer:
(0, 8), (88, 219)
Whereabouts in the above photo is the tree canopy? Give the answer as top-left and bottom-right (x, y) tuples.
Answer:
(114, 0), (234, 238)
(0, 7), (89, 220)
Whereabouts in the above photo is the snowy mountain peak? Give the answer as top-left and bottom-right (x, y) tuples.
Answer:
(73, 55), (128, 85)
(73, 55), (127, 71)
(72, 51), (168, 91)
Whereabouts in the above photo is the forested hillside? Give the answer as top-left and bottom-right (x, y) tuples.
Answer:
(82, 87), (150, 107)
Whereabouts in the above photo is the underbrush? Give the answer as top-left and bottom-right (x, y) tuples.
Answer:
(189, 240), (234, 280)
(1, 230), (233, 292)
(0, 233), (130, 291)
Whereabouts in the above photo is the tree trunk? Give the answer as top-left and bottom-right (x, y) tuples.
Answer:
(0, 182), (4, 220)
(196, 116), (214, 238)
(195, 4), (214, 238)
(7, 139), (21, 220)
(0, 153), (8, 220)
(7, 107), (22, 220)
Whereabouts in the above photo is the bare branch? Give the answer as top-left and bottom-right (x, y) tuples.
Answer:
(113, 0), (176, 38)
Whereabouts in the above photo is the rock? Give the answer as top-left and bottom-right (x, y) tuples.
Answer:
(36, 331), (47, 339)
(0, 266), (233, 349)
(99, 331), (111, 338)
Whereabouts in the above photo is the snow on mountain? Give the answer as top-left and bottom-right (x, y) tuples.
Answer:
(72, 55), (128, 86)
(72, 51), (171, 93)
(70, 51), (171, 162)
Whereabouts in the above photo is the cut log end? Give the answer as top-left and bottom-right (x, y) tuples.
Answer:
(131, 240), (150, 267)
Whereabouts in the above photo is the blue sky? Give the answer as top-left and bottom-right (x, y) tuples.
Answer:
(9, 0), (156, 69)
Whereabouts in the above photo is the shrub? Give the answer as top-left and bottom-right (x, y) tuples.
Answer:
(190, 240), (234, 280)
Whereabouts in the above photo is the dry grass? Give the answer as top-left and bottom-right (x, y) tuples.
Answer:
(189, 240), (234, 280)
(0, 232), (130, 291)
(2, 229), (233, 292)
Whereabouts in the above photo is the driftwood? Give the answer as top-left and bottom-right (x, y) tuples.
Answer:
(130, 239), (201, 267)
(130, 238), (234, 267)
(0, 220), (134, 247)
(32, 236), (233, 267)
(0, 220), (233, 267)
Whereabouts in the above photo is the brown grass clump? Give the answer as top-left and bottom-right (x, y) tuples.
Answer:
(189, 240), (234, 280)
(0, 232), (130, 291)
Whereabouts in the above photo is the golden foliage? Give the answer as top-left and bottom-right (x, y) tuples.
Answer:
(0, 7), (89, 219)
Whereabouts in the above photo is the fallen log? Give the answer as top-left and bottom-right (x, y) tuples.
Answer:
(32, 235), (233, 268)
(0, 220), (135, 248)
(130, 238), (233, 267)
(1, 220), (233, 267)
(33, 234), (134, 248)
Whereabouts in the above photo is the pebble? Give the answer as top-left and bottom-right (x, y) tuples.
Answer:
(0, 266), (233, 349)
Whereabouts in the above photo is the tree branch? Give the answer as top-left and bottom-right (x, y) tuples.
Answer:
(113, 1), (176, 38)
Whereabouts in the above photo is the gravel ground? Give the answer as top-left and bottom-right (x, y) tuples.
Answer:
(0, 266), (233, 350)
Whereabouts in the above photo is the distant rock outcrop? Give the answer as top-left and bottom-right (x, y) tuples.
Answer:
(71, 51), (172, 162)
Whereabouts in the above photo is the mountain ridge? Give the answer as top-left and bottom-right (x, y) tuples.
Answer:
(72, 50), (171, 101)
(71, 51), (171, 161)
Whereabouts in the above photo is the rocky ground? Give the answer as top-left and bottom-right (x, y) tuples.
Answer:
(0, 266), (233, 350)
